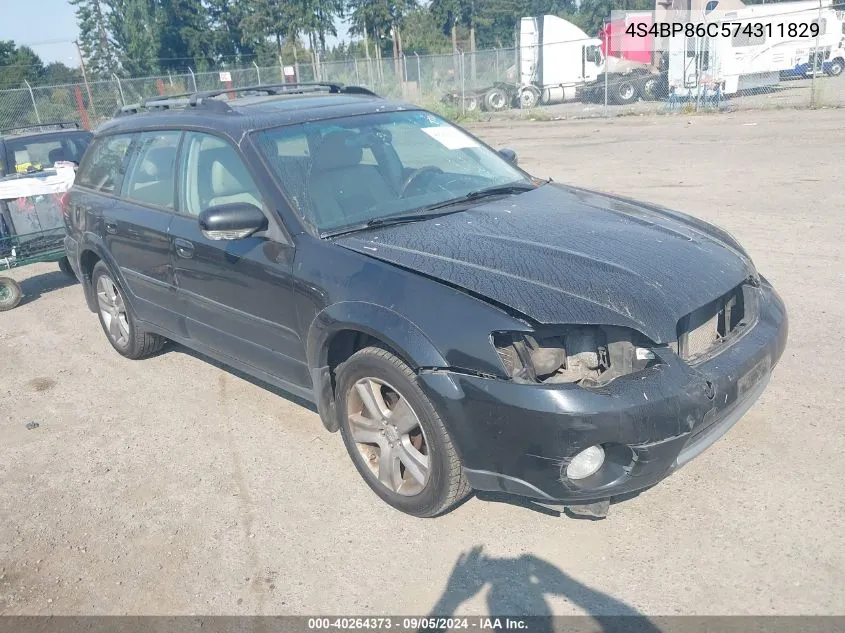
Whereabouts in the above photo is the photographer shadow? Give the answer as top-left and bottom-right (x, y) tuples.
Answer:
(421, 546), (662, 633)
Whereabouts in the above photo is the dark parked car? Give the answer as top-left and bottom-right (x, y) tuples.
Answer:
(0, 122), (92, 176)
(63, 84), (787, 518)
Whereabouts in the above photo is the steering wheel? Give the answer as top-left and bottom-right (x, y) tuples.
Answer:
(400, 166), (443, 197)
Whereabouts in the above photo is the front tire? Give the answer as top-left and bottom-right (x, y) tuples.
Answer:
(827, 58), (844, 77)
(335, 346), (470, 517)
(91, 261), (165, 359)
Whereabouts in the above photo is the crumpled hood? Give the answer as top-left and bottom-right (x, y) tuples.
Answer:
(335, 183), (756, 343)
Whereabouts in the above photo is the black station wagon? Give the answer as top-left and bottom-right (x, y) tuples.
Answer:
(63, 84), (787, 518)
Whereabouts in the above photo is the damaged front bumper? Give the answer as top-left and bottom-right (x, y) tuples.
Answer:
(417, 279), (788, 505)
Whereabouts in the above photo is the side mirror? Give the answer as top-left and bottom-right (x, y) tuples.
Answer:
(498, 148), (518, 166)
(198, 203), (268, 241)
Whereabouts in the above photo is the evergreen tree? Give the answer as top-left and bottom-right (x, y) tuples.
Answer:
(68, 0), (121, 77)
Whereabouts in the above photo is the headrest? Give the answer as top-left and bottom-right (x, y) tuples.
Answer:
(139, 146), (176, 180)
(312, 131), (363, 171)
(48, 148), (66, 165)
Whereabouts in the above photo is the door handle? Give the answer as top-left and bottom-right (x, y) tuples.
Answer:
(174, 237), (195, 259)
(105, 221), (117, 235)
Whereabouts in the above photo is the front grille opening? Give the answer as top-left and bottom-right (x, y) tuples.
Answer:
(678, 285), (747, 361)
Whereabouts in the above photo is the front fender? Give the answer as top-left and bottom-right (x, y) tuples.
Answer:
(306, 301), (448, 371)
(305, 301), (449, 433)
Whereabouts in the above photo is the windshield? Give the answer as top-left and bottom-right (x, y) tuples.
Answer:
(253, 110), (532, 234)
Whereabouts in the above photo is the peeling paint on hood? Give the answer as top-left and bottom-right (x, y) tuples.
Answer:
(336, 183), (756, 343)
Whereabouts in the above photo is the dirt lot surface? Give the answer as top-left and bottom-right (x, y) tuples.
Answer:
(1, 108), (843, 617)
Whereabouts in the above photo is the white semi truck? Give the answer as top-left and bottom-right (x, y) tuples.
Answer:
(447, 15), (663, 111)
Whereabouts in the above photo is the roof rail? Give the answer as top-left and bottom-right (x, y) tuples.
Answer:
(114, 96), (233, 117)
(112, 82), (381, 118)
(1, 121), (81, 135)
(189, 82), (381, 104)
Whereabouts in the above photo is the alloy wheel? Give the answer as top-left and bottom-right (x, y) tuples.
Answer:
(96, 274), (130, 347)
(346, 377), (431, 496)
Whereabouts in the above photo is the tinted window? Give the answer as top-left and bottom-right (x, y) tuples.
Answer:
(123, 131), (181, 209)
(178, 132), (263, 217)
(77, 134), (133, 194)
(4, 132), (91, 174)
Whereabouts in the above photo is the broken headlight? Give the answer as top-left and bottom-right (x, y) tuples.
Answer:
(492, 326), (658, 386)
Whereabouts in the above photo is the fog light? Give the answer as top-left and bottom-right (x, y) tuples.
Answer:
(565, 445), (605, 480)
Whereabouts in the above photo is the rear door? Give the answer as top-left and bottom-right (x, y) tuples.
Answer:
(90, 130), (182, 332)
(168, 131), (308, 387)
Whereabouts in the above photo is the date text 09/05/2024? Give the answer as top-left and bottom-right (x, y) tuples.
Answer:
(307, 617), (529, 630)
(626, 21), (821, 39)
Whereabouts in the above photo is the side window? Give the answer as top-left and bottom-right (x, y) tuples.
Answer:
(178, 133), (263, 217)
(77, 134), (133, 194)
(123, 131), (181, 209)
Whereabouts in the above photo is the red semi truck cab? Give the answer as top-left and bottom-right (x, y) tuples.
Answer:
(599, 13), (655, 66)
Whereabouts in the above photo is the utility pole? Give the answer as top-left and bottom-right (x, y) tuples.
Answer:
(74, 40), (98, 121)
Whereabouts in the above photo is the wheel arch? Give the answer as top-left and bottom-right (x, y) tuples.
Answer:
(306, 302), (449, 432)
(77, 236), (128, 314)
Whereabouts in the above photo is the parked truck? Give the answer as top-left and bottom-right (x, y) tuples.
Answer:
(443, 14), (666, 111)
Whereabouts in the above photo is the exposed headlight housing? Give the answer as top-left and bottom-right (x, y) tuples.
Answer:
(493, 325), (658, 386)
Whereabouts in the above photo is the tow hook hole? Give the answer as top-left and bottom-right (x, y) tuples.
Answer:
(704, 381), (716, 400)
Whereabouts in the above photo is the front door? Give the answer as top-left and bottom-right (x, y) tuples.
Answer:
(168, 131), (309, 389)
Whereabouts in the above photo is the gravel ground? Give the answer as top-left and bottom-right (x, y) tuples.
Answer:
(1, 107), (843, 617)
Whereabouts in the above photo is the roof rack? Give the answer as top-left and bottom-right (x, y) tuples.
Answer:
(114, 82), (380, 117)
(1, 121), (81, 135)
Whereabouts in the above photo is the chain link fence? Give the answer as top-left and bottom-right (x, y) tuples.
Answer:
(2, 40), (844, 131)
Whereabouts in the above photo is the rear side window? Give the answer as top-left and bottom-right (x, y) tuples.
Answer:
(123, 131), (181, 209)
(77, 134), (133, 194)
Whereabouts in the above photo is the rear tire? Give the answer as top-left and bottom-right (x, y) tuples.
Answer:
(612, 77), (639, 105)
(0, 277), (22, 311)
(484, 87), (510, 111)
(91, 261), (166, 359)
(58, 256), (77, 280)
(827, 58), (844, 77)
(335, 346), (471, 517)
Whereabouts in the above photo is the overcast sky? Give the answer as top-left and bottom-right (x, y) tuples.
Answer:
(0, 0), (350, 67)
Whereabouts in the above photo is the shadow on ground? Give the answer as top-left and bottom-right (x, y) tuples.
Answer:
(168, 343), (318, 413)
(423, 546), (662, 633)
(14, 269), (78, 307)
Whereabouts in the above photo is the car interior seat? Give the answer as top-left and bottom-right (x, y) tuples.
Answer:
(197, 147), (263, 211)
(308, 130), (395, 228)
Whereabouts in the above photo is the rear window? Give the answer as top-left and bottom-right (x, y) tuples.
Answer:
(4, 132), (91, 174)
(76, 134), (134, 194)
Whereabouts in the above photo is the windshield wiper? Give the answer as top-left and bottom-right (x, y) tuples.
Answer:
(322, 182), (539, 238)
(322, 209), (465, 238)
(421, 182), (537, 212)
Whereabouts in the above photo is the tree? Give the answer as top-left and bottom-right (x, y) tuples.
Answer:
(155, 0), (213, 71)
(43, 62), (84, 85)
(69, 0), (120, 77)
(240, 0), (307, 64)
(108, 0), (159, 76)
(207, 0), (256, 64)
(0, 42), (46, 89)
(574, 0), (651, 36)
